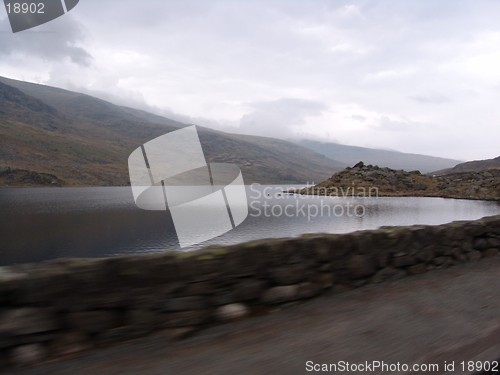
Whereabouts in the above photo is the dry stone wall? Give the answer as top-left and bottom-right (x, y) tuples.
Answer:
(1, 215), (499, 368)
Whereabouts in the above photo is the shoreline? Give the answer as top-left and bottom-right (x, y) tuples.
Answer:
(294, 190), (500, 202)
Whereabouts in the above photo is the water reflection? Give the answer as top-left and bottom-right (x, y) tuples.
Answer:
(0, 186), (498, 265)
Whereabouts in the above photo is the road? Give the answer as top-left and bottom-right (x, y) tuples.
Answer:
(10, 258), (500, 375)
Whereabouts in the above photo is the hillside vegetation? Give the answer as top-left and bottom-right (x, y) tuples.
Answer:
(0, 77), (343, 186)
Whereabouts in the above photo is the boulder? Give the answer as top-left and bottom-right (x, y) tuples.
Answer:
(392, 253), (417, 268)
(161, 297), (207, 312)
(348, 255), (376, 279)
(298, 282), (322, 299)
(483, 248), (499, 257)
(371, 267), (405, 284)
(407, 263), (427, 275)
(215, 304), (249, 321)
(162, 310), (209, 327)
(0, 308), (58, 336)
(269, 265), (307, 285)
(233, 279), (266, 301)
(67, 311), (118, 334)
(49, 332), (90, 357)
(10, 344), (46, 366)
(261, 285), (299, 304)
(467, 251), (482, 261)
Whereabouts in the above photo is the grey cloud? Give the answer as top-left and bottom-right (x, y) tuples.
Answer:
(376, 116), (428, 132)
(350, 114), (366, 121)
(2, 0), (500, 160)
(0, 15), (91, 65)
(239, 98), (327, 138)
(410, 94), (451, 104)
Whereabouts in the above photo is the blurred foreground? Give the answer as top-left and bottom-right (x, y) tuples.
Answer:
(11, 258), (500, 375)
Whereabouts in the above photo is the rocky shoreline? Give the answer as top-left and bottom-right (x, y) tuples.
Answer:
(298, 162), (500, 201)
(0, 167), (65, 187)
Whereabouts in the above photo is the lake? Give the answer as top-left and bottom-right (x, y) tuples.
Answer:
(0, 186), (499, 266)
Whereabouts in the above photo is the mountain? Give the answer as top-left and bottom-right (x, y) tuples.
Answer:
(297, 139), (461, 173)
(0, 76), (344, 186)
(432, 156), (500, 176)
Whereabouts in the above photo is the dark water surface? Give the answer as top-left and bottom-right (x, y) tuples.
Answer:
(1, 186), (499, 265)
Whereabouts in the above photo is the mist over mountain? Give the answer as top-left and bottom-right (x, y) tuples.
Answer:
(2, 76), (484, 188)
(432, 156), (500, 176)
(298, 139), (461, 174)
(0, 76), (344, 186)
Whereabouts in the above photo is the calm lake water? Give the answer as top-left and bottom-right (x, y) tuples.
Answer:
(0, 186), (499, 266)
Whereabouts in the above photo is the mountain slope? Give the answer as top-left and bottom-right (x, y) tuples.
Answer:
(199, 131), (343, 184)
(432, 156), (500, 175)
(0, 77), (344, 186)
(298, 139), (461, 173)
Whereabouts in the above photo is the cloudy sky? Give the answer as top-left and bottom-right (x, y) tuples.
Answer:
(1, 0), (500, 161)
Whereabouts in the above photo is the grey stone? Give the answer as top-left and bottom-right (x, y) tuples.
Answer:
(348, 255), (376, 279)
(261, 285), (299, 304)
(215, 303), (249, 321)
(126, 309), (159, 332)
(319, 263), (332, 272)
(233, 279), (266, 301)
(161, 327), (197, 340)
(376, 251), (390, 268)
(11, 332), (58, 346)
(351, 279), (369, 288)
(474, 238), (489, 250)
(182, 281), (213, 296)
(211, 291), (238, 306)
(416, 247), (434, 263)
(161, 297), (207, 312)
(487, 238), (500, 248)
(332, 284), (354, 293)
(269, 265), (306, 285)
(0, 308), (58, 336)
(97, 326), (146, 345)
(298, 282), (322, 299)
(392, 254), (416, 268)
(483, 248), (499, 257)
(49, 332), (90, 357)
(68, 291), (130, 311)
(407, 263), (427, 275)
(311, 273), (334, 289)
(162, 310), (209, 327)
(371, 267), (406, 284)
(10, 344), (46, 366)
(433, 256), (447, 266)
(67, 311), (118, 334)
(456, 254), (467, 262)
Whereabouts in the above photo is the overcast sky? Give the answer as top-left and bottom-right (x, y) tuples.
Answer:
(1, 0), (500, 161)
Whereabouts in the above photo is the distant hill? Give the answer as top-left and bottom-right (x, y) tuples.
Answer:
(432, 156), (500, 175)
(298, 139), (461, 173)
(299, 161), (500, 201)
(0, 76), (345, 186)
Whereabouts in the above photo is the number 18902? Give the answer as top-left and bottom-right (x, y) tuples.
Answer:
(6, 2), (45, 14)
